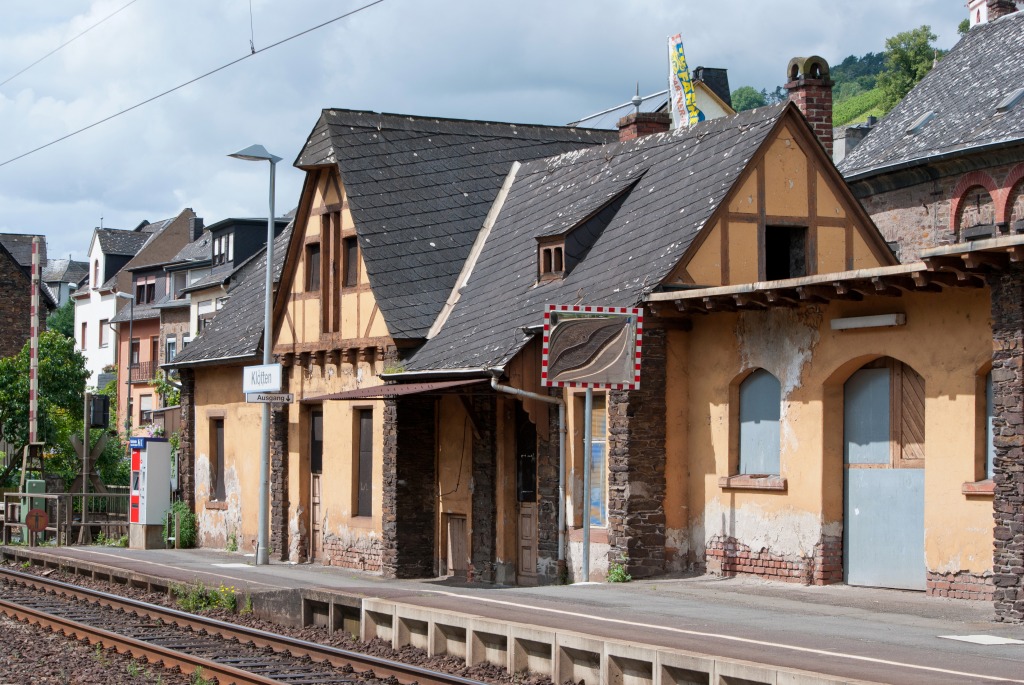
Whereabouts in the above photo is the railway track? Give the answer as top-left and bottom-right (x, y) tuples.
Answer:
(0, 566), (487, 685)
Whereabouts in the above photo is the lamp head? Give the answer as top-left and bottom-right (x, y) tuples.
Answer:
(229, 144), (282, 164)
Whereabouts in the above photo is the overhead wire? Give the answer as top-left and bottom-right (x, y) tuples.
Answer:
(0, 0), (142, 88)
(0, 0), (386, 169)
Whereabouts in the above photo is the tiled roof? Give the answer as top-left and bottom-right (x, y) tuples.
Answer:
(170, 222), (293, 366)
(43, 258), (88, 283)
(295, 109), (616, 340)
(97, 229), (150, 256)
(840, 12), (1024, 179)
(406, 104), (785, 372)
(0, 234), (46, 268)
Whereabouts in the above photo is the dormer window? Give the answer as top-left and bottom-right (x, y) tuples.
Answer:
(212, 232), (234, 266)
(539, 242), (565, 280)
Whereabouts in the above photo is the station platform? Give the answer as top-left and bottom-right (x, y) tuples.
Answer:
(3, 544), (1023, 685)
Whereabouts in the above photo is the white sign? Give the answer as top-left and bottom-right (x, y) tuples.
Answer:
(246, 392), (294, 404)
(243, 363), (282, 393)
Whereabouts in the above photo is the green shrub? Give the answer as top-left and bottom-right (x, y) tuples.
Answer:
(163, 500), (197, 548)
(607, 558), (632, 583)
(171, 580), (238, 613)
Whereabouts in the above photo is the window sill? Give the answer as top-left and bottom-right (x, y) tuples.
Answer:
(962, 479), (995, 496)
(718, 474), (787, 491)
(205, 500), (228, 511)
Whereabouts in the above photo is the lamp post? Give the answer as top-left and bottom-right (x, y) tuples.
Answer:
(115, 292), (135, 438)
(229, 144), (280, 566)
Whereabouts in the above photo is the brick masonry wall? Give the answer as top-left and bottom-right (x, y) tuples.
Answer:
(321, 533), (383, 573)
(0, 251), (32, 359)
(706, 534), (843, 585)
(270, 396), (289, 562)
(854, 160), (1024, 262)
(177, 368), (196, 511)
(616, 113), (671, 143)
(927, 571), (995, 600)
(990, 265), (1024, 622)
(787, 80), (834, 157)
(382, 395), (436, 579)
(607, 327), (667, 579)
(470, 394), (497, 583)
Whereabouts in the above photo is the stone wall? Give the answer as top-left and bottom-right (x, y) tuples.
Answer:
(536, 394), (561, 584)
(270, 399), (289, 562)
(0, 250), (31, 359)
(607, 327), (667, 579)
(177, 368), (196, 510)
(382, 395), (436, 578)
(470, 394), (497, 583)
(990, 265), (1024, 622)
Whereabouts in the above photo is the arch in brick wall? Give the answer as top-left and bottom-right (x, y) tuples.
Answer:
(1003, 164), (1024, 228)
(950, 171), (1000, 235)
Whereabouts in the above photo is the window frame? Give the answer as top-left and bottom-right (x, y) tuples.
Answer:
(306, 242), (321, 292)
(354, 407), (373, 518)
(98, 319), (108, 348)
(736, 368), (782, 476)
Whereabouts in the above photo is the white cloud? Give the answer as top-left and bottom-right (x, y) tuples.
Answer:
(0, 0), (968, 260)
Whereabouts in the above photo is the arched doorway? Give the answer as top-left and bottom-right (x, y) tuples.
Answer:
(843, 357), (926, 590)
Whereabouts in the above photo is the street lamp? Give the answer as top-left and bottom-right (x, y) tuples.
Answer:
(115, 292), (135, 438)
(229, 144), (280, 566)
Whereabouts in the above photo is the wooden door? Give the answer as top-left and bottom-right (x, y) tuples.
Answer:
(843, 361), (925, 590)
(447, 514), (468, 577)
(309, 409), (324, 561)
(517, 503), (538, 584)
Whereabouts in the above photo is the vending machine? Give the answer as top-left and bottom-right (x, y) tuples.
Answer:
(129, 436), (171, 549)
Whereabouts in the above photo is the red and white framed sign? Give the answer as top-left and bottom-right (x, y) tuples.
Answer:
(541, 304), (643, 390)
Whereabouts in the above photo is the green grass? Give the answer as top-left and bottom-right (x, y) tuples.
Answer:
(833, 87), (886, 127)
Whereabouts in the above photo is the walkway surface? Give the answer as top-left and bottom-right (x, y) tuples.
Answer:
(4, 544), (1024, 684)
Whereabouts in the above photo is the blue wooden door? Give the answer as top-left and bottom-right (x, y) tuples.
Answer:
(843, 366), (926, 590)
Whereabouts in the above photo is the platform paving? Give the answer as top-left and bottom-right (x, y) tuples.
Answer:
(3, 544), (1024, 684)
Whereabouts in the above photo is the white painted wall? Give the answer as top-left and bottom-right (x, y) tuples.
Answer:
(73, 240), (121, 388)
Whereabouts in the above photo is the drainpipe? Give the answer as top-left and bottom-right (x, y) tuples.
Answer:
(488, 374), (568, 577)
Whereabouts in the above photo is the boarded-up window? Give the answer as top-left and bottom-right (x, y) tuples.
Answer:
(844, 358), (925, 468)
(355, 408), (373, 517)
(309, 408), (323, 474)
(739, 369), (781, 474)
(211, 418), (225, 500)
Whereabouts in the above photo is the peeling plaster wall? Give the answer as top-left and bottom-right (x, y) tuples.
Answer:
(672, 288), (994, 582)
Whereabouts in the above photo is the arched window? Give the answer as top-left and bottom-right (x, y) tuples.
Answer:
(739, 369), (781, 475)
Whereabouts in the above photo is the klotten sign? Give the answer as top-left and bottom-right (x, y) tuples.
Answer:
(242, 363), (282, 394)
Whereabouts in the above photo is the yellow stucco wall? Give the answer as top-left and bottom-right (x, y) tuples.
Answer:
(193, 364), (263, 551)
(666, 288), (994, 574)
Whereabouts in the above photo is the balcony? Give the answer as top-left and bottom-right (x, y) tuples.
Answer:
(129, 361), (157, 383)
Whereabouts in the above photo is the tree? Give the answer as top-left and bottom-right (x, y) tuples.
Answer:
(46, 299), (75, 338)
(958, 18), (970, 37)
(731, 86), (767, 111)
(877, 25), (939, 112)
(0, 330), (89, 485)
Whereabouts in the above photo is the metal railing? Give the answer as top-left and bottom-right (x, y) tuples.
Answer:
(129, 361), (157, 383)
(2, 491), (130, 546)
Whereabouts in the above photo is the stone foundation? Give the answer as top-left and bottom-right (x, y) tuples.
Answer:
(927, 571), (995, 600)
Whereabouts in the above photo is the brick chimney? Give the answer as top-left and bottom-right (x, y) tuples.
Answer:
(616, 112), (671, 142)
(785, 56), (834, 157)
(988, 0), (1018, 20)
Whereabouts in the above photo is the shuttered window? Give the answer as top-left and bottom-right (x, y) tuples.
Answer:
(844, 358), (925, 469)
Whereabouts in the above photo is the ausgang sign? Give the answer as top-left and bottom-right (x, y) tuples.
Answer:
(243, 363), (282, 394)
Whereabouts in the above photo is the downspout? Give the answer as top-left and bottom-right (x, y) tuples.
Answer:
(488, 375), (568, 577)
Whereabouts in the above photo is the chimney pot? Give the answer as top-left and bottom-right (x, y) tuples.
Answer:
(785, 55), (834, 157)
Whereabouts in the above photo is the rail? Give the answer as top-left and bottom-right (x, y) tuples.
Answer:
(2, 491), (130, 545)
(129, 360), (157, 382)
(0, 566), (488, 685)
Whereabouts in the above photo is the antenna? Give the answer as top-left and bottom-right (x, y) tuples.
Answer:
(631, 82), (643, 113)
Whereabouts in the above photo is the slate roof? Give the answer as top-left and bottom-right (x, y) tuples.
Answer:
(97, 229), (150, 257)
(295, 110), (616, 340)
(168, 231), (212, 264)
(110, 300), (160, 324)
(170, 222), (294, 366)
(406, 104), (786, 372)
(0, 234), (46, 269)
(840, 11), (1024, 179)
(43, 258), (88, 283)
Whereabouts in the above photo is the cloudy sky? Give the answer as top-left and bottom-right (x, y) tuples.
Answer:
(1, 0), (967, 262)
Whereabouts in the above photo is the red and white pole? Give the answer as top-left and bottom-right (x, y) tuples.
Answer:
(29, 236), (40, 444)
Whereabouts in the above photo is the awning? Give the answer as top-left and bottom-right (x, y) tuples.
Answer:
(304, 378), (488, 402)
